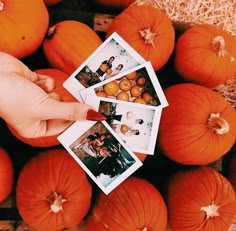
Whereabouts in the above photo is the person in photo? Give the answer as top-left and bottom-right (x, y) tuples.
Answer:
(105, 111), (144, 128)
(103, 63), (124, 80)
(88, 56), (115, 85)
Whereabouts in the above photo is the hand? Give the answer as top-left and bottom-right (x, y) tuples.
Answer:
(0, 52), (105, 138)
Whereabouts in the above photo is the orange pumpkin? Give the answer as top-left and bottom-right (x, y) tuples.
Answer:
(134, 152), (147, 162)
(16, 148), (92, 231)
(174, 24), (236, 88)
(7, 68), (77, 148)
(106, 5), (175, 71)
(43, 0), (62, 6)
(103, 80), (120, 96)
(157, 83), (236, 165)
(86, 176), (167, 231)
(93, 0), (135, 9)
(0, 0), (49, 59)
(120, 124), (129, 133)
(0, 147), (13, 203)
(167, 166), (236, 231)
(43, 20), (103, 75)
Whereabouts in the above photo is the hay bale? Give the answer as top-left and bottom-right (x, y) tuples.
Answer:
(132, 0), (236, 35)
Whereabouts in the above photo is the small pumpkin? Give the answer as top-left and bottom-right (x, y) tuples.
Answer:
(93, 0), (135, 9)
(86, 176), (167, 231)
(16, 148), (92, 231)
(43, 20), (103, 75)
(174, 24), (236, 88)
(7, 68), (77, 148)
(0, 147), (13, 203)
(106, 5), (175, 71)
(167, 166), (236, 231)
(0, 0), (49, 59)
(157, 83), (236, 165)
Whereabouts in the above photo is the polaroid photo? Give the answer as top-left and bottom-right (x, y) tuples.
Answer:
(80, 61), (169, 109)
(57, 120), (142, 195)
(85, 95), (162, 154)
(63, 32), (146, 102)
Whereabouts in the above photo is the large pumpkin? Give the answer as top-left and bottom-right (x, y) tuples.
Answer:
(157, 83), (236, 165)
(43, 20), (103, 75)
(0, 0), (49, 59)
(86, 176), (167, 231)
(16, 148), (92, 231)
(105, 5), (175, 71)
(93, 0), (135, 9)
(0, 147), (13, 202)
(174, 24), (236, 88)
(167, 166), (236, 231)
(7, 68), (77, 148)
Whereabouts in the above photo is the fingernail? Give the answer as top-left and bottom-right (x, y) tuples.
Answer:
(86, 109), (106, 121)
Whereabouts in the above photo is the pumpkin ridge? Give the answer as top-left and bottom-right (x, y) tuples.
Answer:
(141, 182), (164, 229)
(137, 180), (154, 228)
(97, 193), (131, 230)
(124, 179), (146, 229)
(115, 183), (140, 228)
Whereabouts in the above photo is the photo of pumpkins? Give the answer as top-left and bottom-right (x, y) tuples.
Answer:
(95, 68), (161, 106)
(0, 0), (236, 230)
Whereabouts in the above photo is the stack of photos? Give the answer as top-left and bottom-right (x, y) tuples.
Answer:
(58, 32), (168, 194)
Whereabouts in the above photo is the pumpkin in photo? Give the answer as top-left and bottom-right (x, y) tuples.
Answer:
(16, 148), (92, 231)
(103, 80), (120, 96)
(116, 91), (130, 101)
(7, 68), (77, 148)
(174, 24), (236, 88)
(43, 20), (102, 75)
(106, 5), (175, 71)
(0, 148), (13, 203)
(167, 166), (236, 231)
(86, 176), (167, 231)
(120, 124), (129, 134)
(0, 0), (49, 59)
(157, 83), (236, 165)
(93, 0), (135, 10)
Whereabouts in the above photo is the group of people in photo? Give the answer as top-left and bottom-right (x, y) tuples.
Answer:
(74, 131), (134, 176)
(88, 56), (123, 85)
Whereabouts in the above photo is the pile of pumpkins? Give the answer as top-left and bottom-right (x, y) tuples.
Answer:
(1, 0), (236, 230)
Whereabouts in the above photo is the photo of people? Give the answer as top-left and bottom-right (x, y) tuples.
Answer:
(65, 121), (141, 191)
(74, 37), (144, 88)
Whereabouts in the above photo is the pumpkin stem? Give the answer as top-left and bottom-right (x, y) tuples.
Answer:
(47, 191), (67, 213)
(46, 25), (57, 40)
(200, 203), (220, 220)
(207, 112), (229, 135)
(139, 27), (157, 49)
(0, 1), (4, 11)
(211, 36), (235, 62)
(213, 75), (236, 108)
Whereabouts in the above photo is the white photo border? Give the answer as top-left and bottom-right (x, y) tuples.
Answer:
(57, 120), (143, 195)
(85, 94), (162, 154)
